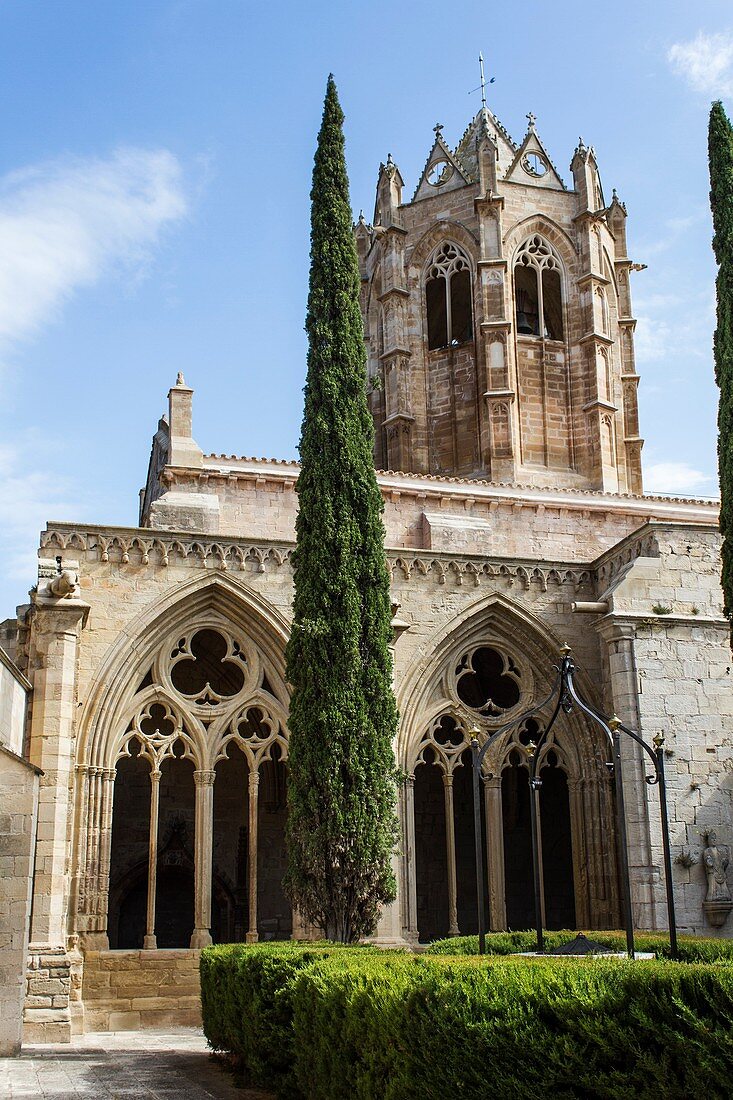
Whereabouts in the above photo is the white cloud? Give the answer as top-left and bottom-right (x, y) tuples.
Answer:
(0, 147), (187, 355)
(0, 435), (100, 608)
(668, 32), (733, 98)
(644, 461), (717, 496)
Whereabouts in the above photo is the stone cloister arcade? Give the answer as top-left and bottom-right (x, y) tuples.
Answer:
(71, 582), (620, 950)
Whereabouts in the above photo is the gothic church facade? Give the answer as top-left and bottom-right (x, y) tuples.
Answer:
(3, 105), (731, 1041)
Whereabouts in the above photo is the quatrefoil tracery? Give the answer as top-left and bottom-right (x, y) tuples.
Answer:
(455, 646), (522, 717)
(119, 702), (195, 771)
(214, 704), (288, 769)
(169, 628), (247, 706)
(416, 714), (469, 775)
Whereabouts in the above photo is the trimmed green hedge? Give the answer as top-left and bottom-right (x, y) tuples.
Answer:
(200, 942), (733, 1099)
(426, 929), (733, 962)
(199, 942), (377, 1095)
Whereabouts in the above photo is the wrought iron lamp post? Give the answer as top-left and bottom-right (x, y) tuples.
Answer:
(470, 646), (678, 959)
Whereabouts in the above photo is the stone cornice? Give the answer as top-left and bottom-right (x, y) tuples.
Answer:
(41, 525), (294, 575)
(185, 457), (720, 523)
(41, 523), (599, 592)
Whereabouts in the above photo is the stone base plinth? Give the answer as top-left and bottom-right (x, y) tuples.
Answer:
(81, 949), (201, 1033)
(23, 946), (73, 1044)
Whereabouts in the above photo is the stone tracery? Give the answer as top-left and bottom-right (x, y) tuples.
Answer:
(97, 614), (290, 951)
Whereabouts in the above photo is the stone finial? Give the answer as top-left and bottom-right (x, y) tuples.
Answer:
(433, 122), (444, 136)
(526, 111), (536, 131)
(176, 372), (186, 387)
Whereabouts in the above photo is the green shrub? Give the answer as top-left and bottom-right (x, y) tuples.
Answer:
(201, 942), (733, 1099)
(200, 942), (376, 1095)
(426, 929), (733, 962)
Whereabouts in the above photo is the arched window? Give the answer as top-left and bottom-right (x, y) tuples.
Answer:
(513, 235), (564, 341)
(425, 242), (473, 350)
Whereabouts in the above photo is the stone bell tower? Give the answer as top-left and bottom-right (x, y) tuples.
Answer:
(356, 107), (644, 494)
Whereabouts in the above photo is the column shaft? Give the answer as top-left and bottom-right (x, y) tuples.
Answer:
(405, 775), (418, 941)
(443, 773), (459, 936)
(246, 770), (260, 943)
(191, 770), (215, 948)
(143, 770), (161, 949)
(483, 775), (506, 930)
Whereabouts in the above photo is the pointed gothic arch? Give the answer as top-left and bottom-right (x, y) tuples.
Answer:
(396, 592), (619, 941)
(72, 573), (291, 950)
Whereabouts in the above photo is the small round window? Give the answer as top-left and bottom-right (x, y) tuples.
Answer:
(522, 152), (548, 178)
(427, 160), (453, 187)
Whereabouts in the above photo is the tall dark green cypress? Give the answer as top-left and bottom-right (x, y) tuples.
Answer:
(709, 101), (733, 645)
(283, 76), (399, 942)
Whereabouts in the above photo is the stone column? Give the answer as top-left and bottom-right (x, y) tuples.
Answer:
(483, 775), (506, 930)
(404, 774), (419, 942)
(567, 776), (590, 929)
(191, 770), (215, 949)
(76, 764), (115, 949)
(596, 618), (658, 929)
(443, 773), (459, 936)
(95, 769), (116, 943)
(144, 769), (161, 949)
(246, 768), (260, 944)
(24, 597), (88, 1043)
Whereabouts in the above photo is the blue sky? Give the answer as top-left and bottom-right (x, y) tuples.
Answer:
(0, 0), (732, 619)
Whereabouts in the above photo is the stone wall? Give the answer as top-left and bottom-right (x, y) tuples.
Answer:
(81, 949), (201, 1031)
(600, 525), (733, 935)
(0, 746), (39, 1055)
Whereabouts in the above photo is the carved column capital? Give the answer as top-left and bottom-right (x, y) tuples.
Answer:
(194, 769), (216, 787)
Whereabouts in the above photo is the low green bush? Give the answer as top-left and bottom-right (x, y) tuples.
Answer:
(201, 942), (733, 1099)
(200, 942), (376, 1095)
(426, 929), (733, 962)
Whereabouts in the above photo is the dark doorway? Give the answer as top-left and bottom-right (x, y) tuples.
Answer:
(155, 747), (196, 947)
(108, 742), (150, 949)
(212, 743), (249, 942)
(258, 753), (292, 940)
(454, 752), (487, 935)
(414, 755), (448, 942)
(154, 865), (195, 947)
(540, 756), (576, 929)
(502, 755), (533, 929)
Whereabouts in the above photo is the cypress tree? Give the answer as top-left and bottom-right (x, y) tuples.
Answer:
(283, 76), (399, 942)
(709, 101), (733, 645)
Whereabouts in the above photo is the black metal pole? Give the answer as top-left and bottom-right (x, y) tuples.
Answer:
(611, 722), (635, 959)
(471, 738), (486, 955)
(528, 753), (544, 954)
(655, 744), (678, 960)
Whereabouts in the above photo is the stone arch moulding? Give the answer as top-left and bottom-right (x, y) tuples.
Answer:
(397, 591), (618, 934)
(76, 572), (291, 772)
(71, 572), (292, 943)
(503, 215), (578, 274)
(395, 591), (601, 773)
(407, 220), (479, 276)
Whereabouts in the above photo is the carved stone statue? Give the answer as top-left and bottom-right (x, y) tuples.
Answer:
(702, 831), (733, 928)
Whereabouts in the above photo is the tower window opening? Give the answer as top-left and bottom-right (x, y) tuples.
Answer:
(514, 235), (564, 341)
(425, 242), (473, 351)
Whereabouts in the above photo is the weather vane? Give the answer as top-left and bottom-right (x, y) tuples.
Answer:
(470, 53), (495, 108)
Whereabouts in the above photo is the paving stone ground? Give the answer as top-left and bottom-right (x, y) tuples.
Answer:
(0, 1028), (274, 1099)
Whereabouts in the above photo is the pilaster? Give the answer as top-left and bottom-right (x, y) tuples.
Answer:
(24, 592), (89, 1043)
(595, 617), (662, 931)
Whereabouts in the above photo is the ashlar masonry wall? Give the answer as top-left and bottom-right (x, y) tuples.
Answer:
(599, 525), (733, 935)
